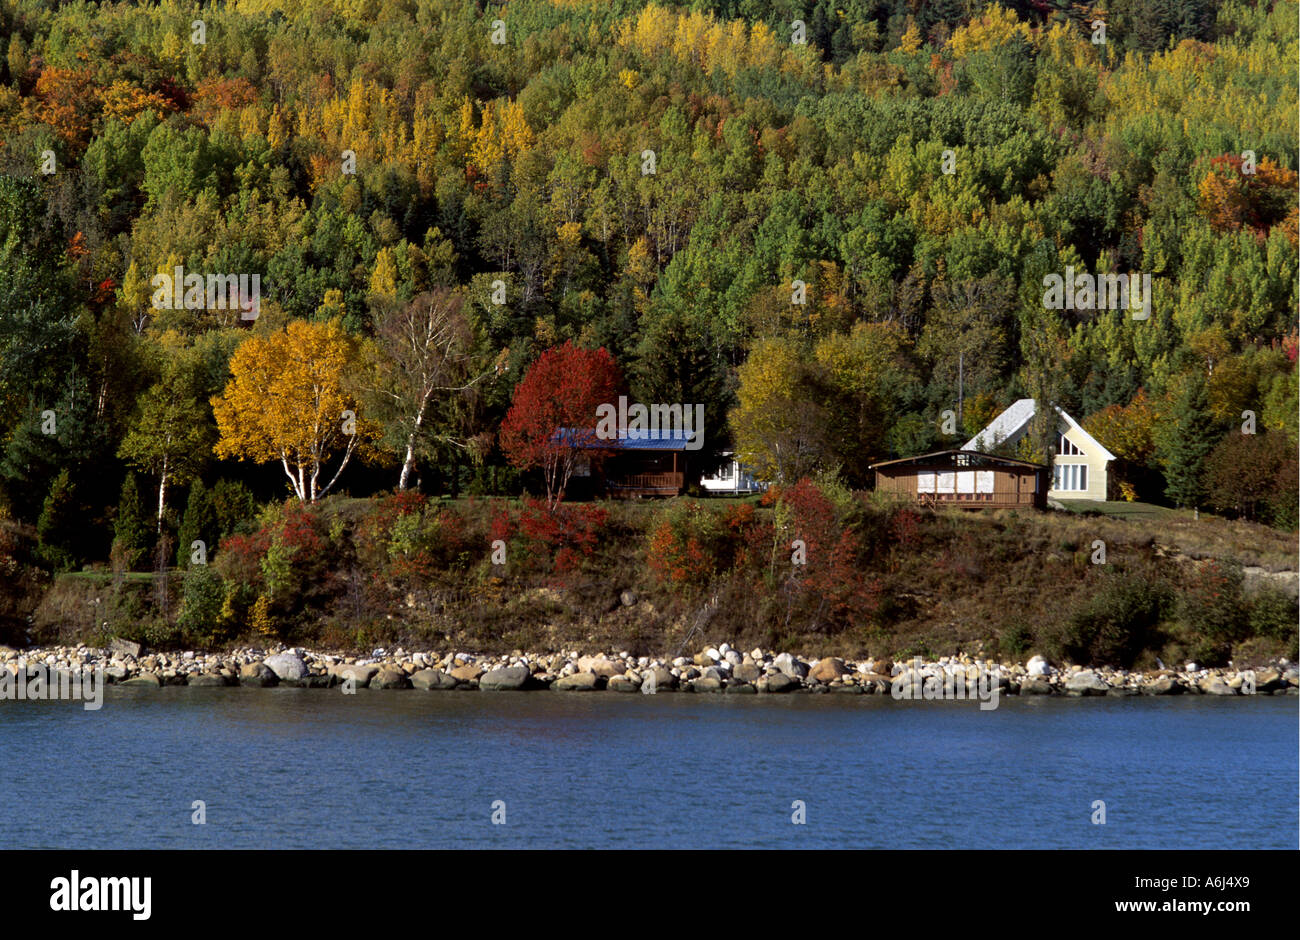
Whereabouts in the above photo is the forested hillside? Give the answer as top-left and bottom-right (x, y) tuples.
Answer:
(0, 0), (1296, 581)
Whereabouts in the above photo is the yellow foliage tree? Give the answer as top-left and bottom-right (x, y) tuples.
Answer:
(212, 319), (368, 502)
(729, 337), (825, 484)
(946, 5), (1033, 58)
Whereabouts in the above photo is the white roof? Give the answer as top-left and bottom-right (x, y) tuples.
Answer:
(963, 399), (1115, 463)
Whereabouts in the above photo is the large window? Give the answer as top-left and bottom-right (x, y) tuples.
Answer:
(1053, 463), (1088, 492)
(1057, 432), (1083, 456)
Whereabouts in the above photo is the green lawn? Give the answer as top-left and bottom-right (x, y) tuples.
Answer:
(1054, 499), (1182, 521)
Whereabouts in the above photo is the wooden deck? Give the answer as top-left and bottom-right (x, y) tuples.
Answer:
(606, 471), (684, 497)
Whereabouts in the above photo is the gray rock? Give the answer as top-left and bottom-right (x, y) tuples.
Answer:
(831, 683), (864, 694)
(607, 675), (640, 693)
(773, 653), (808, 679)
(733, 662), (761, 682)
(410, 668), (458, 690)
(691, 676), (723, 693)
(620, 590), (637, 607)
(725, 681), (756, 694)
(264, 652), (308, 680)
(479, 665), (531, 691)
(1064, 671), (1109, 696)
(109, 637), (141, 658)
(766, 673), (799, 694)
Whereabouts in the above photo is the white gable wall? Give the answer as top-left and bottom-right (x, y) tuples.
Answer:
(965, 399), (1112, 502)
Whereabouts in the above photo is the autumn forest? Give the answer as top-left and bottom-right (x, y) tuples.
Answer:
(0, 0), (1296, 657)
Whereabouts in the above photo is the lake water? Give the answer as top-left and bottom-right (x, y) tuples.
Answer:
(2, 688), (1295, 849)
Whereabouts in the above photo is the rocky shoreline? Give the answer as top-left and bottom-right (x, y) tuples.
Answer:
(2, 641), (1296, 698)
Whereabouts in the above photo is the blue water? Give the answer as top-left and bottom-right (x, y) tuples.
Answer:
(2, 688), (1295, 848)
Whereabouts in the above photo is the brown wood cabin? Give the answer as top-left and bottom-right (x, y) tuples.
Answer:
(870, 450), (1048, 509)
(565, 428), (692, 498)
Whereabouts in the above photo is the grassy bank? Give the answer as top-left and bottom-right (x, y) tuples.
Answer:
(4, 483), (1297, 670)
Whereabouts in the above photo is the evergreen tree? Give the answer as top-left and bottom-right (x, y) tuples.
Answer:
(36, 469), (81, 570)
(1157, 378), (1219, 509)
(112, 473), (148, 567)
(176, 479), (215, 567)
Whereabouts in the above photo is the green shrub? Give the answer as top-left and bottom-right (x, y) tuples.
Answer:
(177, 564), (225, 645)
(1049, 567), (1174, 667)
(1247, 588), (1299, 641)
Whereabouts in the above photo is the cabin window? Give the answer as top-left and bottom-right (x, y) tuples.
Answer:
(1057, 432), (1083, 456)
(917, 472), (935, 493)
(1053, 463), (1088, 491)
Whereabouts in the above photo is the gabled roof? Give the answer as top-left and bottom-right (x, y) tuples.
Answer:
(963, 399), (1116, 463)
(554, 427), (695, 452)
(869, 449), (1046, 471)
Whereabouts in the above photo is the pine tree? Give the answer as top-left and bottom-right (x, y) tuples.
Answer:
(37, 469), (81, 570)
(176, 479), (215, 567)
(1157, 379), (1219, 509)
(113, 473), (148, 568)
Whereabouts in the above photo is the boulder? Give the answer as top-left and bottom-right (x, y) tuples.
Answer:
(109, 637), (142, 658)
(553, 672), (599, 692)
(332, 664), (379, 686)
(119, 673), (161, 687)
(691, 676), (723, 693)
(578, 656), (623, 679)
(1144, 676), (1182, 695)
(733, 663), (761, 683)
(725, 681), (756, 694)
(1019, 677), (1054, 695)
(1063, 671), (1109, 696)
(766, 673), (799, 694)
(645, 666), (677, 691)
(186, 673), (227, 687)
(1254, 667), (1283, 693)
(450, 663), (485, 682)
(809, 657), (849, 682)
(607, 675), (640, 693)
(831, 683), (864, 694)
(239, 663), (278, 687)
(479, 665), (531, 691)
(370, 666), (410, 689)
(1026, 655), (1051, 676)
(410, 668), (458, 690)
(264, 652), (308, 681)
(1199, 676), (1236, 696)
(772, 653), (808, 679)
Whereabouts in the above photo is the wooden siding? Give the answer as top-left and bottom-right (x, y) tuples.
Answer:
(874, 463), (1046, 510)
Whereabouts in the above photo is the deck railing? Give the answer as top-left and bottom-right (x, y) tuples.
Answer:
(607, 472), (684, 495)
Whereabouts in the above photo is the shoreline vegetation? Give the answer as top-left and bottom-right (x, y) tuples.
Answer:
(6, 489), (1297, 675)
(2, 643), (1296, 699)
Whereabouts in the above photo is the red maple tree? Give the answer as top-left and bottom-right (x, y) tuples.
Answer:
(499, 341), (622, 508)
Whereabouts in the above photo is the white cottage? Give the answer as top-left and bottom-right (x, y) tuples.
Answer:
(963, 399), (1115, 501)
(701, 452), (767, 495)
